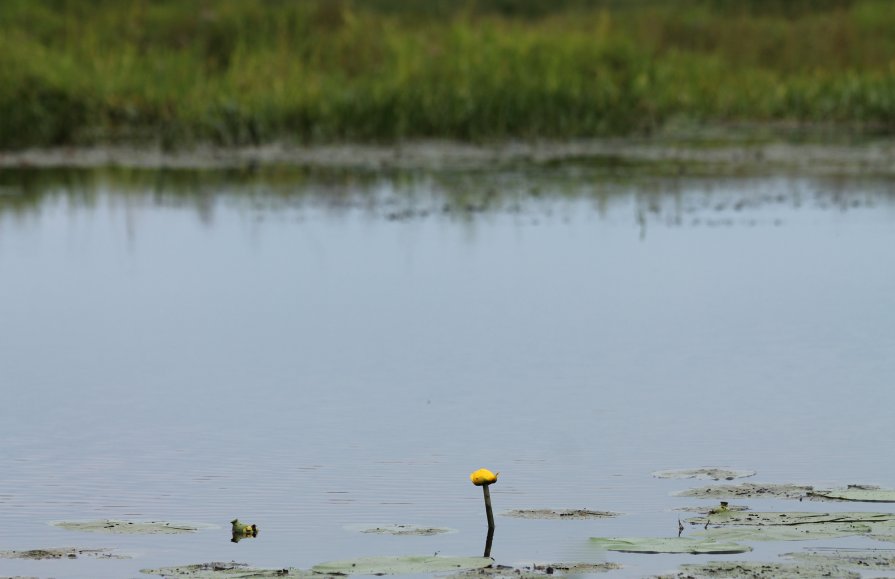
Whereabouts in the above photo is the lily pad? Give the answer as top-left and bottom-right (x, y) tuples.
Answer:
(808, 485), (895, 503)
(688, 510), (895, 527)
(676, 504), (749, 514)
(0, 547), (127, 560)
(53, 520), (213, 535)
(670, 561), (859, 578)
(674, 483), (813, 500)
(785, 548), (895, 571)
(590, 536), (751, 554)
(653, 468), (756, 481)
(141, 562), (316, 578)
(344, 523), (455, 536)
(696, 523), (872, 542)
(448, 562), (621, 578)
(688, 511), (895, 542)
(503, 509), (619, 520)
(311, 555), (493, 575)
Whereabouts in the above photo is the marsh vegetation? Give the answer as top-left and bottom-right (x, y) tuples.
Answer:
(4, 0), (895, 148)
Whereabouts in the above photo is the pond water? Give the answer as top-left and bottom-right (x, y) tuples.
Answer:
(1, 165), (894, 578)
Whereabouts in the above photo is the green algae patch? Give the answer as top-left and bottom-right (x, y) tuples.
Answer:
(141, 562), (317, 578)
(344, 523), (455, 536)
(674, 483), (813, 501)
(0, 547), (127, 560)
(785, 548), (895, 571)
(311, 555), (493, 575)
(590, 536), (751, 554)
(503, 509), (619, 520)
(53, 520), (214, 534)
(448, 562), (621, 577)
(668, 560), (860, 579)
(808, 485), (895, 503)
(653, 468), (755, 481)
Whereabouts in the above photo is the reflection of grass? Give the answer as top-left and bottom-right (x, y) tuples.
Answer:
(3, 0), (895, 148)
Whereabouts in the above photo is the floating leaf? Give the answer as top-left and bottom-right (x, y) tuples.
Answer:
(653, 468), (756, 481)
(344, 523), (455, 536)
(688, 510), (895, 541)
(141, 562), (315, 578)
(674, 483), (813, 500)
(503, 509), (619, 520)
(696, 522), (871, 542)
(808, 485), (895, 503)
(673, 560), (859, 578)
(676, 504), (750, 514)
(785, 548), (895, 571)
(0, 547), (127, 560)
(311, 555), (493, 575)
(53, 520), (214, 535)
(448, 562), (621, 577)
(688, 510), (895, 528)
(589, 536), (751, 554)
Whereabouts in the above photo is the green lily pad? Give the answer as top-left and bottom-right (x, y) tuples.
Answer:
(696, 522), (872, 542)
(653, 468), (756, 481)
(0, 547), (127, 560)
(676, 504), (750, 514)
(688, 510), (895, 527)
(674, 483), (813, 500)
(808, 485), (895, 503)
(311, 555), (493, 575)
(785, 548), (895, 571)
(53, 520), (214, 534)
(141, 562), (316, 578)
(671, 561), (859, 578)
(589, 536), (751, 554)
(344, 523), (455, 536)
(503, 509), (619, 520)
(688, 510), (895, 542)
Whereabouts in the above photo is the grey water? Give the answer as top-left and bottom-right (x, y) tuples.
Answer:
(1, 166), (894, 578)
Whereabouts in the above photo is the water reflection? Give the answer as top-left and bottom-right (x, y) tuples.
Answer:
(1, 166), (894, 238)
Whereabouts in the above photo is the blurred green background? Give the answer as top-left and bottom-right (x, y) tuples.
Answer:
(3, 0), (895, 148)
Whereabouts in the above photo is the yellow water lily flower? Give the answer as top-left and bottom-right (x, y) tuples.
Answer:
(470, 468), (499, 486)
(231, 519), (258, 536)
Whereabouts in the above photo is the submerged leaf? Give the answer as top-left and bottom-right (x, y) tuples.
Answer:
(503, 509), (619, 520)
(785, 548), (895, 571)
(0, 547), (127, 560)
(689, 510), (895, 527)
(344, 523), (455, 536)
(52, 520), (214, 535)
(448, 562), (621, 577)
(808, 485), (895, 503)
(689, 510), (895, 541)
(589, 536), (751, 554)
(674, 483), (813, 500)
(653, 468), (755, 481)
(311, 555), (493, 575)
(673, 560), (859, 579)
(141, 562), (315, 578)
(696, 522), (871, 542)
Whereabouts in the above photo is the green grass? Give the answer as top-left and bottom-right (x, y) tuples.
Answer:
(2, 0), (895, 148)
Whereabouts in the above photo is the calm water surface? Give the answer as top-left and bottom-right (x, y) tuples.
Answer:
(1, 166), (894, 578)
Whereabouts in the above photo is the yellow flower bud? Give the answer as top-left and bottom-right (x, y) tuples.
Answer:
(470, 468), (499, 486)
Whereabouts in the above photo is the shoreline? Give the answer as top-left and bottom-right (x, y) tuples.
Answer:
(3, 138), (895, 174)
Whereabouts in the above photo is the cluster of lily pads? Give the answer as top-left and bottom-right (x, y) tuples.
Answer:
(589, 468), (895, 577)
(7, 468), (895, 577)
